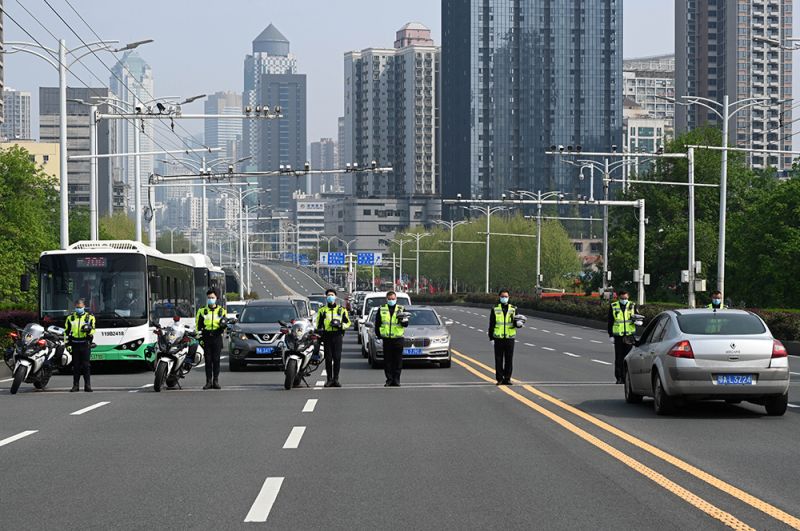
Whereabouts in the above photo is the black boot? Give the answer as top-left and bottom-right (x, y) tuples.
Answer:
(84, 385), (93, 392)
(203, 380), (212, 390)
(70, 383), (79, 392)
(212, 378), (221, 390)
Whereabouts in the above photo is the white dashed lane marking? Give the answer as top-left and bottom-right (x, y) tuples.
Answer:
(563, 352), (581, 358)
(541, 347), (555, 351)
(302, 399), (318, 413)
(591, 359), (612, 366)
(0, 430), (37, 448)
(590, 340), (604, 344)
(70, 401), (110, 416)
(524, 343), (535, 347)
(283, 427), (306, 449)
(244, 477), (284, 523)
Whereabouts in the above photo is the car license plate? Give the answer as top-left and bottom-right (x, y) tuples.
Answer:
(90, 353), (104, 361)
(255, 347), (274, 355)
(716, 374), (753, 385)
(403, 348), (423, 355)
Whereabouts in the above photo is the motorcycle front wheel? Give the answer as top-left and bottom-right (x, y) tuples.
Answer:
(284, 358), (298, 390)
(154, 361), (168, 392)
(10, 365), (26, 395)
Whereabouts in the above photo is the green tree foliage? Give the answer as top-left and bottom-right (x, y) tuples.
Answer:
(0, 146), (60, 305)
(99, 211), (146, 242)
(156, 231), (195, 254)
(390, 214), (581, 293)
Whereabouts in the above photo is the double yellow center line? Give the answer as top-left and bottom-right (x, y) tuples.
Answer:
(451, 349), (800, 531)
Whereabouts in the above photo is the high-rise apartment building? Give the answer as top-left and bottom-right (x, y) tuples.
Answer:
(39, 87), (121, 215)
(243, 24), (298, 167)
(110, 51), (154, 209)
(442, 0), (623, 200)
(1, 88), (32, 140)
(623, 55), (675, 130)
(675, 0), (793, 169)
(204, 91), (243, 161)
(343, 22), (439, 198)
(309, 137), (336, 193)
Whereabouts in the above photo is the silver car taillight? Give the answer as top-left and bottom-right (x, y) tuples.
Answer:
(772, 340), (788, 358)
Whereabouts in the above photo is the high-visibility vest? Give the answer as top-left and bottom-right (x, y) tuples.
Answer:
(65, 312), (95, 339)
(379, 305), (405, 339)
(707, 303), (725, 310)
(317, 305), (350, 332)
(492, 304), (517, 339)
(196, 305), (225, 332)
(611, 301), (636, 336)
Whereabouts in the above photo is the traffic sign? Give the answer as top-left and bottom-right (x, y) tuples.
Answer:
(328, 252), (346, 266)
(319, 252), (328, 265)
(357, 252), (383, 266)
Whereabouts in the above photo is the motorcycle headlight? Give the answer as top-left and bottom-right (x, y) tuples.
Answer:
(238, 333), (248, 341)
(166, 332), (177, 343)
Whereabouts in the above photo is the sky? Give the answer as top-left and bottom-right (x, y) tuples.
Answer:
(5, 0), (788, 150)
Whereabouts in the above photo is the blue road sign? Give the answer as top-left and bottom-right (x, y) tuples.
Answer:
(328, 252), (346, 266)
(357, 252), (375, 266)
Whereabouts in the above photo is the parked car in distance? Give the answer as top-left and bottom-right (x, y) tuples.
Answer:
(360, 307), (380, 358)
(227, 300), (301, 371)
(226, 301), (246, 320)
(364, 305), (452, 369)
(623, 309), (790, 416)
(356, 292), (412, 343)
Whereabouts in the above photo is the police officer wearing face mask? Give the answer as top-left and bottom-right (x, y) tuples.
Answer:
(488, 290), (516, 385)
(65, 298), (96, 392)
(374, 291), (408, 387)
(196, 289), (227, 390)
(708, 290), (725, 310)
(315, 289), (351, 387)
(608, 290), (636, 384)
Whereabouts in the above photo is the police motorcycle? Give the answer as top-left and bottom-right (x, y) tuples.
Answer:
(148, 316), (203, 392)
(4, 323), (67, 395)
(280, 319), (323, 390)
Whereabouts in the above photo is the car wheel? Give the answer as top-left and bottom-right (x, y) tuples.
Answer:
(653, 372), (674, 416)
(623, 366), (642, 404)
(229, 359), (245, 372)
(439, 358), (451, 368)
(764, 393), (788, 416)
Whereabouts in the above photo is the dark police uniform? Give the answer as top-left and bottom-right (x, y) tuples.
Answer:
(315, 303), (351, 386)
(196, 303), (226, 389)
(488, 303), (516, 384)
(65, 310), (96, 392)
(374, 304), (407, 386)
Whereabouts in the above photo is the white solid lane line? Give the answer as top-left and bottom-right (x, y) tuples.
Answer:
(0, 378), (13, 383)
(591, 359), (612, 366)
(790, 372), (800, 376)
(0, 430), (37, 448)
(787, 404), (799, 409)
(283, 426), (306, 449)
(139, 383), (154, 388)
(70, 401), (110, 416)
(244, 477), (285, 523)
(302, 399), (318, 413)
(563, 352), (581, 358)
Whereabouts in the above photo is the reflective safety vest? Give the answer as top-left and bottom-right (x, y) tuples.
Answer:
(611, 301), (636, 336)
(65, 312), (95, 340)
(317, 304), (350, 332)
(196, 305), (225, 332)
(707, 303), (725, 310)
(379, 305), (405, 339)
(492, 304), (517, 339)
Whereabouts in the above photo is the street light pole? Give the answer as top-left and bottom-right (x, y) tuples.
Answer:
(718, 94), (729, 301)
(88, 104), (98, 240)
(433, 220), (467, 295)
(133, 119), (142, 242)
(603, 158), (610, 292)
(58, 40), (68, 246)
(201, 156), (208, 255)
(687, 147), (696, 308)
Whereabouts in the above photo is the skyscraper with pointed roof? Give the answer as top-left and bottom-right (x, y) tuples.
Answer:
(243, 23), (298, 168)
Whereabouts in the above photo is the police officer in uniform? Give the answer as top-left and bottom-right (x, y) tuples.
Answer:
(65, 298), (96, 392)
(374, 291), (408, 387)
(195, 289), (226, 390)
(488, 290), (516, 385)
(315, 289), (351, 387)
(608, 290), (636, 384)
(708, 290), (725, 310)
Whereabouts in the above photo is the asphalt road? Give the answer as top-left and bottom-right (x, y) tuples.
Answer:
(1, 265), (798, 529)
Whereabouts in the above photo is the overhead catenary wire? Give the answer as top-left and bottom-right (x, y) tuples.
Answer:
(7, 1), (202, 176)
(57, 0), (213, 153)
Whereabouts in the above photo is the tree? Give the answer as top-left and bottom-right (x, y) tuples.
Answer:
(0, 146), (60, 305)
(156, 231), (195, 254)
(100, 212), (146, 242)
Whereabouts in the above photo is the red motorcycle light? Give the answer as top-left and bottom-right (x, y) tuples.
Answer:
(36, 339), (47, 347)
(9, 332), (18, 340)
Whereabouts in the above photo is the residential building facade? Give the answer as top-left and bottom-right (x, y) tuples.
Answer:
(1, 88), (32, 140)
(0, 140), (59, 181)
(204, 91), (243, 161)
(623, 54), (675, 132)
(675, 0), (793, 169)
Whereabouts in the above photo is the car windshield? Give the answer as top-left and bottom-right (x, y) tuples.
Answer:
(227, 303), (245, 314)
(365, 296), (411, 313)
(239, 306), (298, 324)
(676, 313), (766, 335)
(408, 310), (440, 326)
(308, 295), (326, 304)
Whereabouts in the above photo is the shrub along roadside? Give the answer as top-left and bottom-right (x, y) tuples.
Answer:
(410, 292), (800, 342)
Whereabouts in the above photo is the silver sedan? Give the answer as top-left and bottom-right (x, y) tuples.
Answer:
(623, 309), (790, 416)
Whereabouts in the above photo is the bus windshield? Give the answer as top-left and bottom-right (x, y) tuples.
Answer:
(39, 253), (148, 325)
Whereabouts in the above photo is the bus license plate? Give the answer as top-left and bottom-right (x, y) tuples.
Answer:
(90, 353), (104, 361)
(256, 347), (274, 355)
(403, 348), (423, 355)
(716, 374), (753, 385)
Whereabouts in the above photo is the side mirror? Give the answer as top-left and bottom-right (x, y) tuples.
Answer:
(363, 322), (373, 329)
(228, 317), (238, 325)
(20, 274), (30, 292)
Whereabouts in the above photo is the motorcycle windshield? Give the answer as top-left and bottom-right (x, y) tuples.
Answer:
(22, 323), (45, 347)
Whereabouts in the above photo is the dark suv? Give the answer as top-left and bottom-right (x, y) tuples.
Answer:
(227, 300), (300, 371)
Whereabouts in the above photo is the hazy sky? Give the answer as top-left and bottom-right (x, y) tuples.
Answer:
(5, 0), (779, 150)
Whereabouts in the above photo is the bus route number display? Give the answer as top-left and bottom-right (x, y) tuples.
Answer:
(76, 257), (107, 268)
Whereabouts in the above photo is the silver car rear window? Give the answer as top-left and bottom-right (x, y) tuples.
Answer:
(676, 313), (766, 335)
